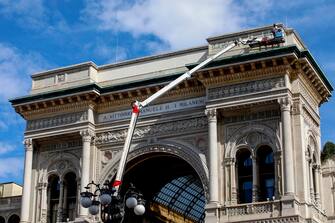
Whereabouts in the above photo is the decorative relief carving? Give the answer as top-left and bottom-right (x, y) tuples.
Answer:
(225, 122), (281, 159)
(48, 159), (76, 177)
(302, 109), (320, 135)
(296, 81), (319, 112)
(208, 77), (285, 100)
(95, 117), (208, 145)
(39, 140), (82, 152)
(26, 111), (88, 131)
(223, 110), (280, 124)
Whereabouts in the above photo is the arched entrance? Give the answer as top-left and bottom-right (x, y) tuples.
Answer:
(7, 215), (20, 223)
(119, 153), (206, 223)
(0, 216), (5, 223)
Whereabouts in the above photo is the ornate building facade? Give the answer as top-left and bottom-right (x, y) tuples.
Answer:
(0, 182), (22, 223)
(10, 25), (333, 222)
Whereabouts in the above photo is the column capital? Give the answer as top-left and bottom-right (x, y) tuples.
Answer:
(205, 108), (217, 122)
(224, 157), (235, 166)
(23, 138), (33, 151)
(80, 129), (95, 142)
(278, 97), (292, 111)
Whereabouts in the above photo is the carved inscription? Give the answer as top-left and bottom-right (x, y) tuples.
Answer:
(208, 77), (285, 100)
(27, 111), (88, 130)
(95, 117), (207, 145)
(98, 97), (205, 122)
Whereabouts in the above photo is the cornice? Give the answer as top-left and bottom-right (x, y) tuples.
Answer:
(20, 100), (96, 120)
(197, 65), (289, 87)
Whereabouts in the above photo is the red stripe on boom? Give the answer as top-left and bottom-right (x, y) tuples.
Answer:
(132, 104), (140, 114)
(113, 180), (122, 187)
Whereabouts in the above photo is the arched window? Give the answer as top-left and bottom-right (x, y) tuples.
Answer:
(0, 216), (5, 223)
(236, 148), (252, 204)
(47, 175), (60, 223)
(257, 146), (275, 201)
(63, 172), (77, 221)
(7, 215), (20, 223)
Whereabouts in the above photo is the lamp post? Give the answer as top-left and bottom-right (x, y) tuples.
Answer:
(80, 180), (145, 222)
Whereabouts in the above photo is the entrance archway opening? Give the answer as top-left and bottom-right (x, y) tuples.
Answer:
(0, 216), (5, 223)
(119, 153), (206, 223)
(7, 214), (20, 223)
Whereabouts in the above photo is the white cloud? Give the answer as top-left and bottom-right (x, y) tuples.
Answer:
(0, 157), (23, 178)
(0, 43), (49, 101)
(0, 0), (45, 28)
(0, 142), (15, 155)
(83, 0), (245, 50)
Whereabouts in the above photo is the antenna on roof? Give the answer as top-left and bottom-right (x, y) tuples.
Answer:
(115, 10), (119, 63)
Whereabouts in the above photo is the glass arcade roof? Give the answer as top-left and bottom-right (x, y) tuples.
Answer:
(153, 175), (205, 222)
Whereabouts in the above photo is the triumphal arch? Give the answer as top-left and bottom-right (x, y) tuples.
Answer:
(10, 24), (333, 222)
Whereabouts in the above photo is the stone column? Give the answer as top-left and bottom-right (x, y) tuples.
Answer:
(231, 159), (237, 204)
(56, 180), (64, 222)
(309, 162), (315, 202)
(79, 129), (94, 217)
(205, 109), (219, 203)
(40, 182), (48, 223)
(47, 185), (51, 222)
(252, 156), (259, 202)
(274, 151), (282, 198)
(314, 165), (321, 206)
(279, 98), (294, 196)
(20, 138), (34, 223)
(63, 181), (68, 220)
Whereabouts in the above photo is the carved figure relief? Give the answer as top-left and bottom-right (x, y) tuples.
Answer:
(95, 117), (208, 145)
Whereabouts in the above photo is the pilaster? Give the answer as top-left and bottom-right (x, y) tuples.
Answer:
(205, 108), (220, 223)
(20, 138), (34, 223)
(278, 97), (295, 197)
(79, 129), (95, 218)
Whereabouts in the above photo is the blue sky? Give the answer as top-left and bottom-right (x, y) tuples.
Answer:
(0, 0), (334, 184)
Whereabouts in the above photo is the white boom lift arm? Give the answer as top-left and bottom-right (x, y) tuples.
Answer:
(112, 25), (286, 195)
(111, 40), (238, 195)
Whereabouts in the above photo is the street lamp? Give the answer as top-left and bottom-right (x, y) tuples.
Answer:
(80, 181), (145, 222)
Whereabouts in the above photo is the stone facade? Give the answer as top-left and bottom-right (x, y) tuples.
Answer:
(10, 24), (333, 223)
(0, 183), (22, 223)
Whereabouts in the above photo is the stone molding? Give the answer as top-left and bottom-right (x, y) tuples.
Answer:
(208, 77), (285, 100)
(95, 117), (207, 145)
(198, 66), (289, 88)
(39, 140), (82, 152)
(97, 85), (205, 113)
(294, 80), (319, 113)
(20, 101), (94, 120)
(23, 138), (33, 151)
(223, 109), (280, 124)
(26, 111), (88, 131)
